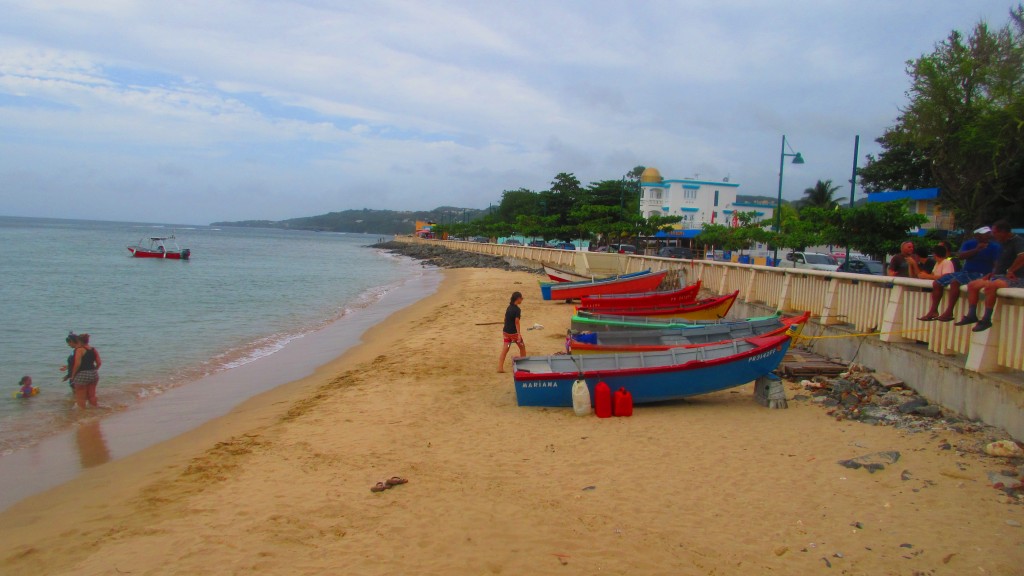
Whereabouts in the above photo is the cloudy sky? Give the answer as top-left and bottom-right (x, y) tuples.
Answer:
(0, 1), (1015, 225)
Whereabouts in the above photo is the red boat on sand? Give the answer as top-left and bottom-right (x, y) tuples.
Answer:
(576, 290), (739, 321)
(580, 280), (702, 309)
(540, 270), (668, 301)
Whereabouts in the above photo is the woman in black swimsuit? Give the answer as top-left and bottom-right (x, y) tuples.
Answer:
(69, 333), (102, 409)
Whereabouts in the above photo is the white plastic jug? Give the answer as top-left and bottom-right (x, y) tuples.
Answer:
(571, 380), (592, 416)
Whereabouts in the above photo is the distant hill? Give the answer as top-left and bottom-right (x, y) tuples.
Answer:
(212, 207), (486, 235)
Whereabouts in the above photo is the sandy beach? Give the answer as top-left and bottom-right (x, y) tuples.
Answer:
(1, 267), (1022, 575)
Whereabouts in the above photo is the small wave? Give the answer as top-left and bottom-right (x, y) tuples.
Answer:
(217, 331), (309, 370)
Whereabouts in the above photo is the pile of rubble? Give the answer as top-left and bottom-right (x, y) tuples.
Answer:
(795, 363), (961, 431)
(792, 363), (1024, 499)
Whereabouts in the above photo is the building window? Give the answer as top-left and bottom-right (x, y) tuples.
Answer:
(684, 189), (697, 200)
(714, 190), (719, 206)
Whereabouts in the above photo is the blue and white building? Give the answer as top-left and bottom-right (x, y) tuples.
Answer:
(638, 167), (774, 241)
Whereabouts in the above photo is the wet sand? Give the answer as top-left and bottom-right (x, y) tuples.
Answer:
(0, 268), (1022, 575)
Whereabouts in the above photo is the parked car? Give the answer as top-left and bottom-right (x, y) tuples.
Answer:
(503, 239), (522, 246)
(470, 236), (489, 243)
(658, 246), (694, 259)
(549, 242), (576, 250)
(527, 240), (547, 247)
(609, 244), (637, 254)
(837, 259), (884, 275)
(779, 251), (837, 271)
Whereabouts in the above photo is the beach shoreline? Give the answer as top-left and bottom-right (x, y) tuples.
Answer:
(1, 267), (1021, 575)
(0, 259), (443, 512)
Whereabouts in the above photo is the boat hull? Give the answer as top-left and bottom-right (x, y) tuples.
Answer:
(570, 313), (780, 332)
(577, 291), (737, 321)
(513, 334), (791, 407)
(568, 312), (810, 354)
(579, 281), (701, 309)
(127, 247), (191, 260)
(543, 265), (592, 282)
(541, 270), (668, 301)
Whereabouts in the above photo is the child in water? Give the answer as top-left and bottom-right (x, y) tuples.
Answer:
(16, 376), (38, 398)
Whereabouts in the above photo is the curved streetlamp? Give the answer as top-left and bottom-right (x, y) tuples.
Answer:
(773, 135), (805, 263)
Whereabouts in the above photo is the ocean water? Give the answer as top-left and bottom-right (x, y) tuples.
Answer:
(0, 216), (431, 457)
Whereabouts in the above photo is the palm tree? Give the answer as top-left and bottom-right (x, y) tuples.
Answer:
(799, 179), (842, 210)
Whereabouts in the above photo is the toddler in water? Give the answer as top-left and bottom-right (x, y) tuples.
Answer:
(15, 376), (38, 399)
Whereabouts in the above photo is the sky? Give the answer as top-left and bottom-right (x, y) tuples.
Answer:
(0, 1), (1016, 225)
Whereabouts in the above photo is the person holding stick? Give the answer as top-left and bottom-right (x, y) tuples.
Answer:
(498, 291), (526, 373)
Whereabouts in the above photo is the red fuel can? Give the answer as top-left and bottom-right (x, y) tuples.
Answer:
(613, 387), (633, 417)
(594, 381), (612, 418)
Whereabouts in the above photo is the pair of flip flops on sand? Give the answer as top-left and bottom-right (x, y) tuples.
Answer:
(370, 476), (408, 492)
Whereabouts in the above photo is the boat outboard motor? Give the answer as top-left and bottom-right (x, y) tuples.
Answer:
(181, 249), (191, 260)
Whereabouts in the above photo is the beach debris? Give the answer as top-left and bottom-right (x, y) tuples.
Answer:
(988, 471), (1023, 490)
(838, 451), (901, 473)
(370, 476), (409, 493)
(527, 323), (544, 330)
(789, 364), (1023, 445)
(820, 556), (831, 568)
(984, 440), (1024, 458)
(582, 485), (596, 491)
(773, 546), (789, 556)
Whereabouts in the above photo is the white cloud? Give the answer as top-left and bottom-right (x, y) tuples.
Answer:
(0, 0), (1016, 223)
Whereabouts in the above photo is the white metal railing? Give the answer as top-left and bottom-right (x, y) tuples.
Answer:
(400, 237), (1024, 375)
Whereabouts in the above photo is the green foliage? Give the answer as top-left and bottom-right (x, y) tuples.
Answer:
(694, 211), (772, 253)
(831, 200), (929, 259)
(798, 180), (842, 211)
(860, 6), (1024, 228)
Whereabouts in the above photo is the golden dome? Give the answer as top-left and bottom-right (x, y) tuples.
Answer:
(640, 167), (663, 183)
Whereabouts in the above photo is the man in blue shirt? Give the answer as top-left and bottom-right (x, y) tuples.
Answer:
(954, 220), (1024, 331)
(919, 226), (1000, 321)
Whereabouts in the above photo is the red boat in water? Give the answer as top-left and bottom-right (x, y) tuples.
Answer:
(127, 235), (191, 260)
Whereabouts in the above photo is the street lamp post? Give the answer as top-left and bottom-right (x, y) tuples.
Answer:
(773, 134), (805, 263)
(844, 135), (860, 267)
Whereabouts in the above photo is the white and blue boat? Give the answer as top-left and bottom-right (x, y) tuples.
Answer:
(512, 333), (791, 407)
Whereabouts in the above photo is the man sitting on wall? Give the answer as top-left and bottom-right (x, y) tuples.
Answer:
(918, 226), (1001, 322)
(954, 220), (1024, 332)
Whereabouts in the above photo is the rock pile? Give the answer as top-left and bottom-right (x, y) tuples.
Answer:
(794, 363), (952, 430)
(371, 241), (542, 273)
(791, 363), (1024, 499)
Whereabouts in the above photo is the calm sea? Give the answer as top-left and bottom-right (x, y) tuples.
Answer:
(0, 216), (434, 458)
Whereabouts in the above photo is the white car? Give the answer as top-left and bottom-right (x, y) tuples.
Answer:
(780, 252), (838, 271)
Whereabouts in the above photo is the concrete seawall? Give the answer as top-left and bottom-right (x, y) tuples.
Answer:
(729, 299), (1024, 441)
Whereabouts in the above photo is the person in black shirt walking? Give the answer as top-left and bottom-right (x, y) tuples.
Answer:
(498, 291), (526, 373)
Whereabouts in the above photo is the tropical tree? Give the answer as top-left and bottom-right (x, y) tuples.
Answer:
(860, 6), (1024, 228)
(798, 179), (841, 211)
(827, 200), (929, 260)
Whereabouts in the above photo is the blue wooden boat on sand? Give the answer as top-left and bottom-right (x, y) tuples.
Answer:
(512, 333), (791, 407)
